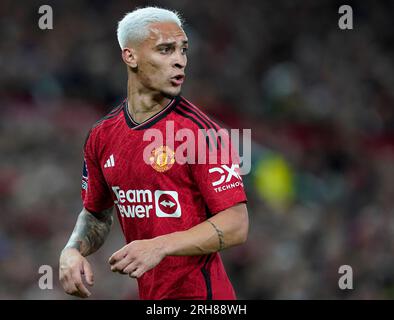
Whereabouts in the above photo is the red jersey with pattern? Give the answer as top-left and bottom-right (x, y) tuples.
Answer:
(81, 95), (247, 300)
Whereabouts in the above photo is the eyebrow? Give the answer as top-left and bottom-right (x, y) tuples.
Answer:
(156, 40), (188, 47)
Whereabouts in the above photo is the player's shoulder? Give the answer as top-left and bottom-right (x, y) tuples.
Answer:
(93, 99), (125, 130)
(84, 99), (125, 147)
(88, 99), (125, 136)
(174, 96), (223, 132)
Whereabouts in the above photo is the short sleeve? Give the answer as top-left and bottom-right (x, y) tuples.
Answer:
(189, 129), (247, 214)
(81, 129), (113, 214)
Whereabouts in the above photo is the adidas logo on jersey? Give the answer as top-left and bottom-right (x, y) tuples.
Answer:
(104, 154), (115, 168)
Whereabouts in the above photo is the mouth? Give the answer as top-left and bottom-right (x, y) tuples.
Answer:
(170, 74), (185, 86)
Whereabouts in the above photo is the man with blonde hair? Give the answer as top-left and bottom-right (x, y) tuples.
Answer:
(59, 6), (248, 300)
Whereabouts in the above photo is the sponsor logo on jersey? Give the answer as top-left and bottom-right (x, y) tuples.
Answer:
(112, 186), (181, 218)
(155, 190), (181, 217)
(149, 146), (175, 172)
(208, 164), (243, 193)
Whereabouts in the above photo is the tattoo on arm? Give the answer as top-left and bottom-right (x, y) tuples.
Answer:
(207, 220), (225, 251)
(64, 207), (114, 256)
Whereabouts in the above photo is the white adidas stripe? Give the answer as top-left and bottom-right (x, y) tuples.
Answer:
(104, 154), (115, 168)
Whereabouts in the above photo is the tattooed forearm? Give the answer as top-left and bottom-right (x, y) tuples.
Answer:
(207, 220), (225, 251)
(63, 207), (114, 256)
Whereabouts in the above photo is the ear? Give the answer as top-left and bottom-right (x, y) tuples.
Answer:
(121, 47), (138, 69)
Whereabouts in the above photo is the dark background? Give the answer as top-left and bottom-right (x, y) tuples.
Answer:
(1, 0), (394, 299)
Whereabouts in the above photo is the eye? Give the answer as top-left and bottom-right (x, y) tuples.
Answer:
(159, 47), (171, 54)
(181, 47), (188, 55)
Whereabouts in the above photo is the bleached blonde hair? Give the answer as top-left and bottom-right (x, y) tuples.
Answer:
(117, 6), (183, 49)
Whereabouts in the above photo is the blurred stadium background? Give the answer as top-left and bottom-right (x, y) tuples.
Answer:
(1, 0), (394, 299)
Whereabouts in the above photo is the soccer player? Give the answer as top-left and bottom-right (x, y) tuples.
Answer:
(59, 7), (249, 300)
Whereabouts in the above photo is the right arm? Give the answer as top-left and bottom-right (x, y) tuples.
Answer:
(63, 207), (114, 256)
(59, 206), (113, 298)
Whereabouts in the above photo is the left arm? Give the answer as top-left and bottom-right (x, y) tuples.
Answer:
(109, 203), (248, 278)
(159, 202), (248, 256)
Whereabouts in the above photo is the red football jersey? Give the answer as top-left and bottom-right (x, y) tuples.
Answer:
(81, 95), (247, 300)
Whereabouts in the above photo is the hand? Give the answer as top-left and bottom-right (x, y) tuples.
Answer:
(59, 248), (94, 298)
(108, 238), (166, 279)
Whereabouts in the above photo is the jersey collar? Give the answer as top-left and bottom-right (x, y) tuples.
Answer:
(123, 96), (180, 130)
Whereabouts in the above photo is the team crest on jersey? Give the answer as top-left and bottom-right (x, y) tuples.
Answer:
(149, 145), (175, 172)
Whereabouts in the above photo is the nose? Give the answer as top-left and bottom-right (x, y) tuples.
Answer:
(173, 50), (186, 69)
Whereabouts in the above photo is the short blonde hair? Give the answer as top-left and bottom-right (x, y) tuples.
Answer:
(117, 6), (183, 49)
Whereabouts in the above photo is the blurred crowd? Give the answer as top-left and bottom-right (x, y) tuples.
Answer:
(1, 0), (394, 299)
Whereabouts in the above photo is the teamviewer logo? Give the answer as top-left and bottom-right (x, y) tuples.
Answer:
(154, 190), (181, 218)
